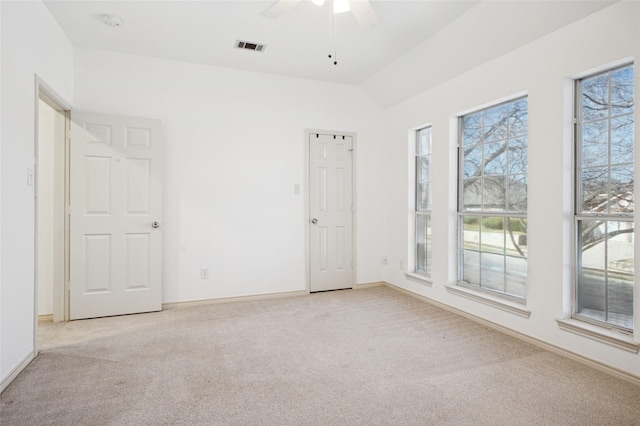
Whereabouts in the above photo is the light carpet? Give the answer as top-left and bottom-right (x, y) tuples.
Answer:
(2, 286), (640, 425)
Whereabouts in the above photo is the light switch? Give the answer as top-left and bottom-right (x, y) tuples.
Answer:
(294, 183), (300, 195)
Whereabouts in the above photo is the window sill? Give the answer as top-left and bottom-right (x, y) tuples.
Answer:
(405, 272), (433, 287)
(445, 285), (531, 318)
(556, 318), (639, 353)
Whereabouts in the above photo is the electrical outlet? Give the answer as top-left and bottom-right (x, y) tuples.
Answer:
(382, 257), (388, 265)
(200, 268), (209, 279)
(399, 259), (404, 270)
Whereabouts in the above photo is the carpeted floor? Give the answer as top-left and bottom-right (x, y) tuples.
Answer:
(2, 286), (640, 425)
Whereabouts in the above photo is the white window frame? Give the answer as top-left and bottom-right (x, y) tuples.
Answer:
(457, 96), (529, 304)
(573, 63), (635, 333)
(414, 126), (432, 278)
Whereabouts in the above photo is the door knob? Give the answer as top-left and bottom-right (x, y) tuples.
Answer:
(152, 221), (160, 228)
(311, 218), (318, 224)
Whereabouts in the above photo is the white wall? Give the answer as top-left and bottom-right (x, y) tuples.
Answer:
(74, 48), (386, 304)
(382, 1), (640, 377)
(0, 1), (73, 389)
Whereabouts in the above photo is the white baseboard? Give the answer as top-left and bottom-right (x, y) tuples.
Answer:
(384, 281), (640, 387)
(1, 351), (35, 393)
(162, 289), (308, 310)
(354, 281), (386, 290)
(38, 314), (53, 322)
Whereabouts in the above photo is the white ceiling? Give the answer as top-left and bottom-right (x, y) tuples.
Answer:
(43, 0), (617, 107)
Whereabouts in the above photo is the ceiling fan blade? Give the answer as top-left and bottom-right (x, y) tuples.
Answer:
(350, 0), (379, 27)
(261, 0), (302, 19)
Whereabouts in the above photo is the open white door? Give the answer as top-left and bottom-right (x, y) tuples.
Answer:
(309, 132), (354, 292)
(70, 112), (163, 320)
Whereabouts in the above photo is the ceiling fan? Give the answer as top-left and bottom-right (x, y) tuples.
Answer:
(261, 0), (379, 28)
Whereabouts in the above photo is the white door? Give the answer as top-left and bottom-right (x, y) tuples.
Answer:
(69, 112), (163, 320)
(309, 132), (354, 292)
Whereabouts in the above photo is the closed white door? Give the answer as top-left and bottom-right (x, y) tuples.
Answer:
(69, 112), (163, 320)
(309, 133), (354, 292)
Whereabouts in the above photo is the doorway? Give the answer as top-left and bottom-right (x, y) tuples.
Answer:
(307, 131), (356, 292)
(35, 79), (71, 326)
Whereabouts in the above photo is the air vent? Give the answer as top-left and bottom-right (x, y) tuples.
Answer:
(235, 40), (266, 53)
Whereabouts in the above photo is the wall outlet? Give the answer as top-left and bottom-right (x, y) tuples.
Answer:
(200, 268), (209, 279)
(399, 259), (404, 270)
(382, 257), (388, 265)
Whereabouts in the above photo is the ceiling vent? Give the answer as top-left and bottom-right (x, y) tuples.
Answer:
(235, 40), (266, 53)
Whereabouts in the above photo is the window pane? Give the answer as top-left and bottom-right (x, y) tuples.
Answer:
(416, 243), (426, 273)
(580, 220), (606, 268)
(607, 274), (633, 329)
(577, 220), (634, 330)
(483, 104), (509, 142)
(610, 115), (634, 165)
(462, 178), (482, 211)
(581, 120), (609, 167)
(484, 142), (507, 175)
(577, 268), (607, 323)
(505, 257), (527, 298)
(582, 74), (609, 121)
(508, 99), (528, 137)
(610, 164), (634, 213)
(610, 66), (634, 116)
(577, 220), (607, 321)
(483, 176), (506, 211)
(581, 167), (608, 213)
(508, 174), (527, 212)
(463, 113), (482, 146)
(606, 221), (634, 279)
(416, 214), (426, 244)
(417, 156), (430, 183)
(607, 221), (634, 328)
(507, 138), (527, 174)
(480, 217), (504, 254)
(417, 128), (432, 155)
(505, 218), (527, 257)
(417, 183), (431, 211)
(463, 145), (482, 178)
(462, 216), (480, 251)
(462, 250), (480, 284)
(480, 253), (505, 292)
(425, 214), (432, 275)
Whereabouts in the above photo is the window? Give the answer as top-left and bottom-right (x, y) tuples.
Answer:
(575, 64), (635, 331)
(415, 127), (432, 276)
(458, 97), (528, 302)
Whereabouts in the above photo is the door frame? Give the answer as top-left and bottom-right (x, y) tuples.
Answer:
(304, 129), (357, 292)
(34, 76), (72, 349)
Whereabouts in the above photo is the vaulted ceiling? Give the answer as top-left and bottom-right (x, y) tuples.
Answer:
(44, 0), (617, 107)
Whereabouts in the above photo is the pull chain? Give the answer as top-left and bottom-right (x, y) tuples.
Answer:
(328, 0), (337, 65)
